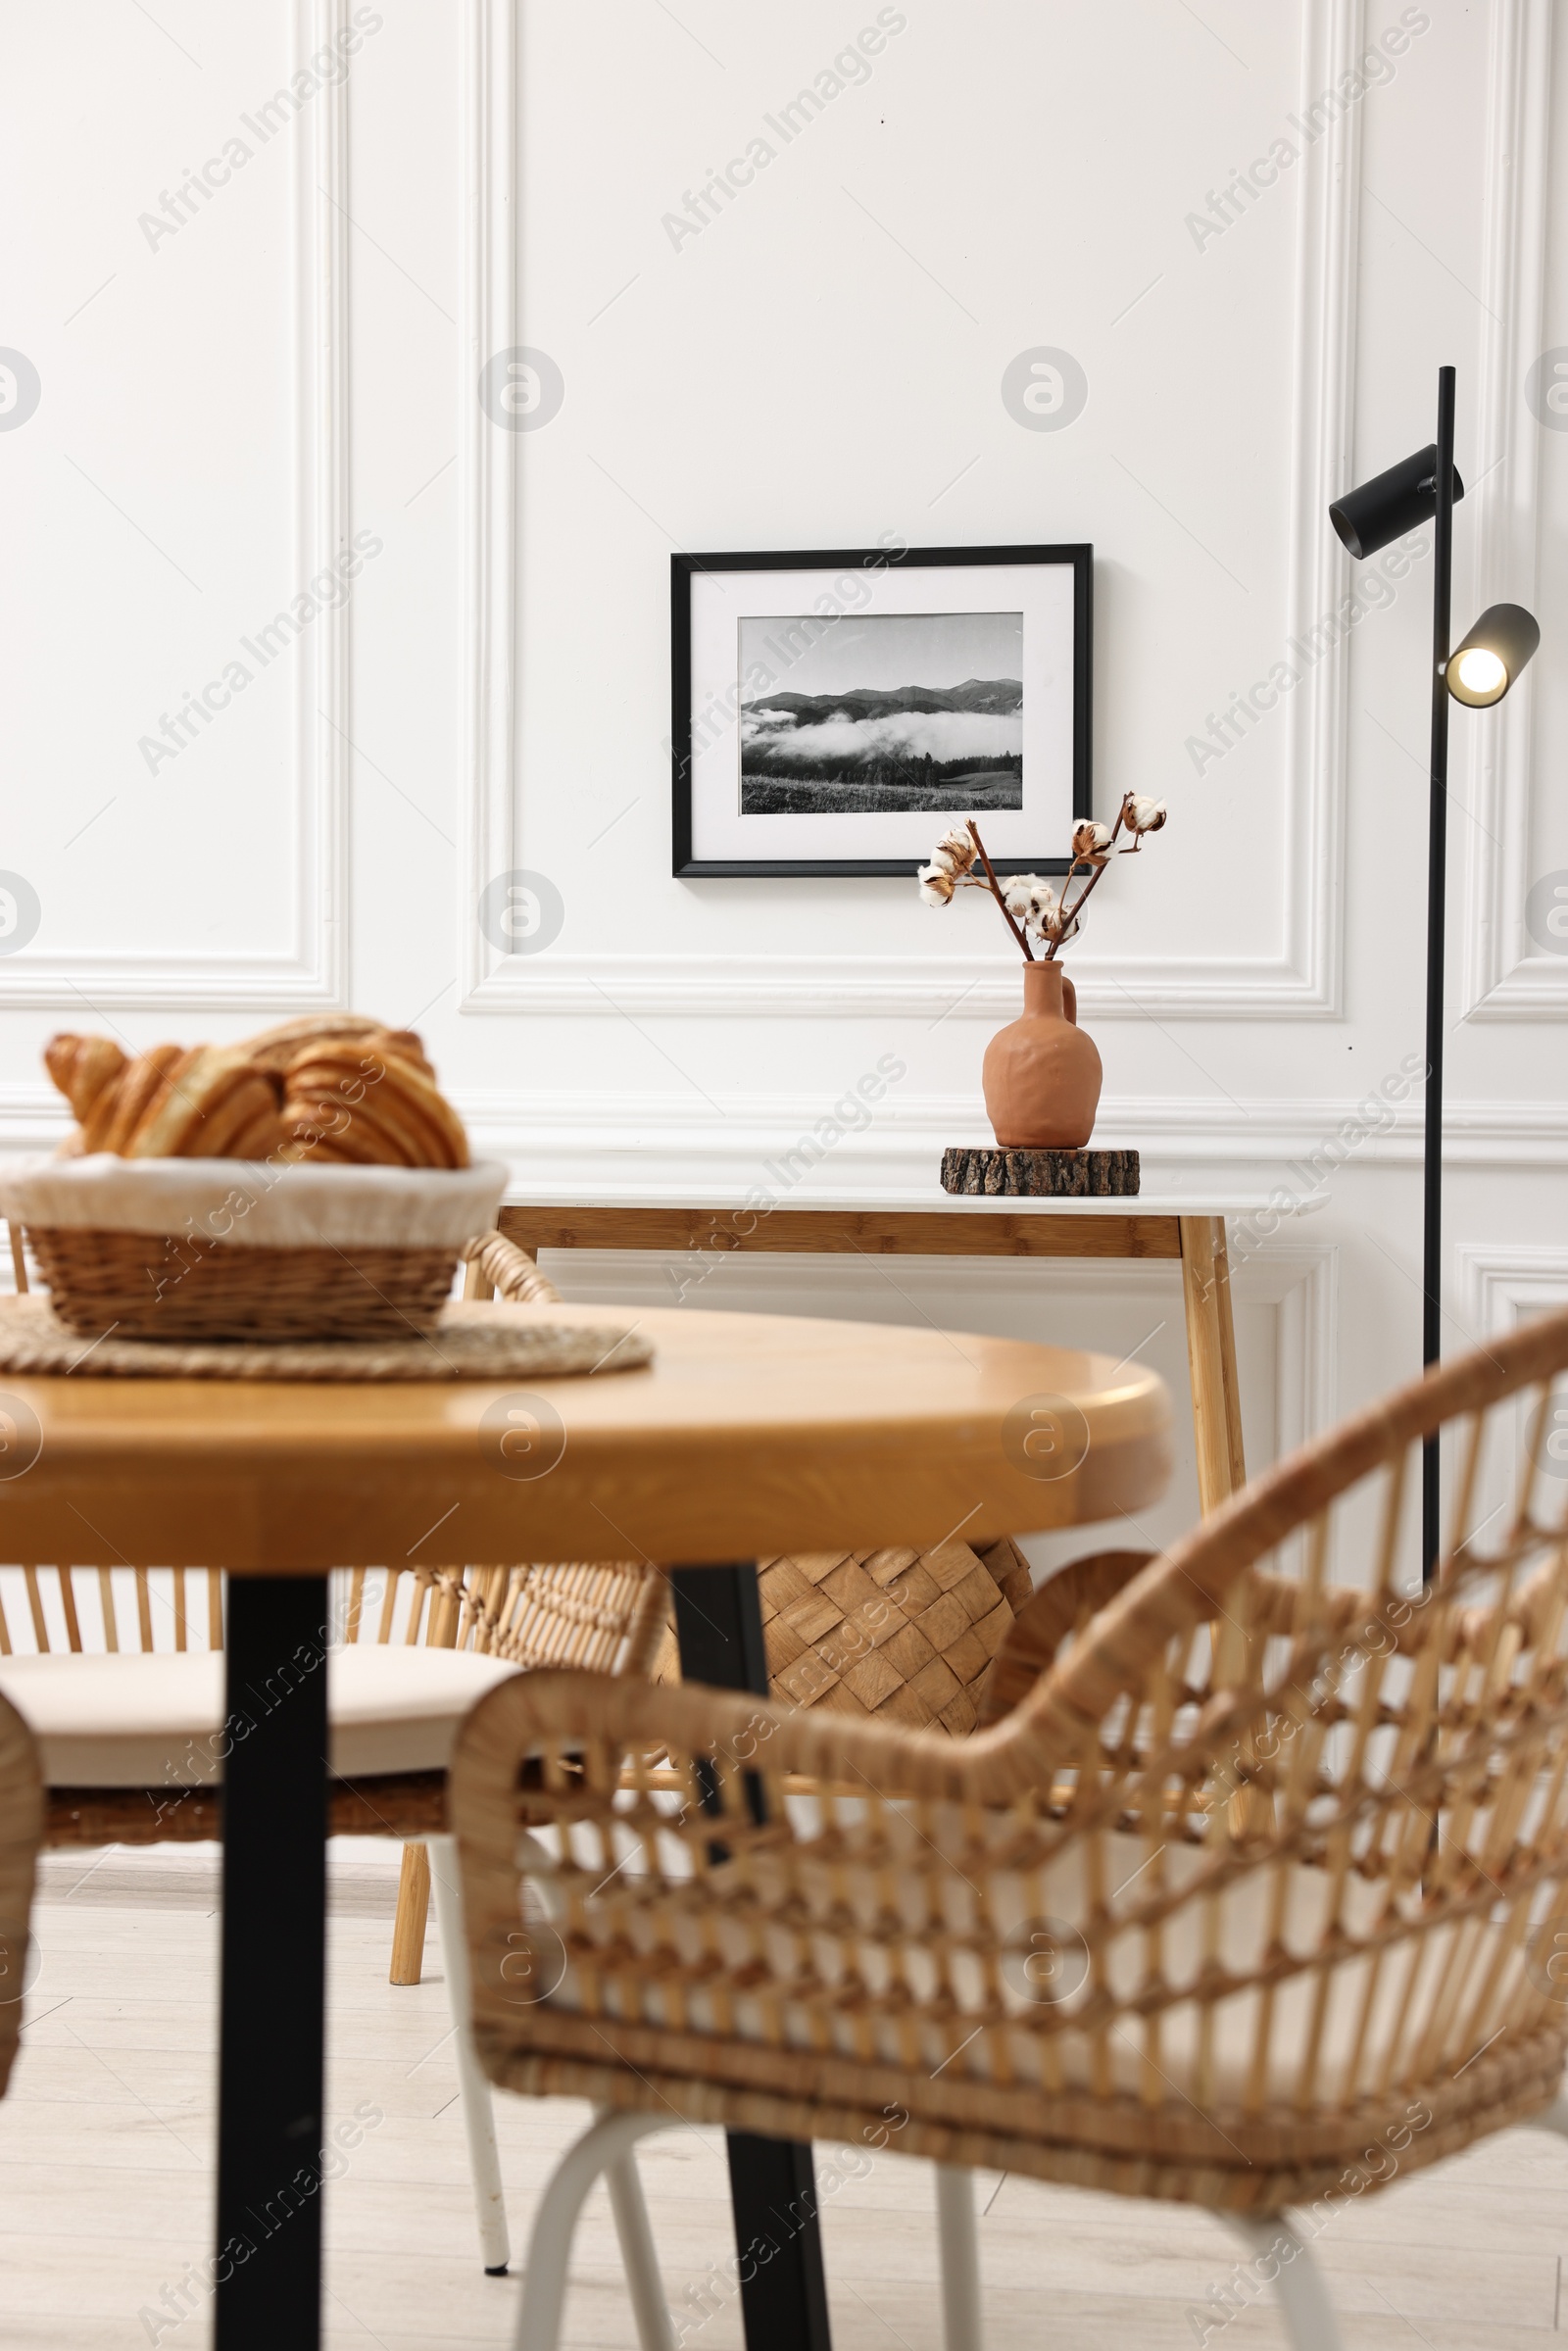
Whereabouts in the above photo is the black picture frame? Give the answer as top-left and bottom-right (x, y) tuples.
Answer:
(671, 542), (1092, 878)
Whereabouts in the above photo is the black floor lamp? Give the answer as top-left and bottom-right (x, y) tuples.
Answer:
(1329, 365), (1540, 1575)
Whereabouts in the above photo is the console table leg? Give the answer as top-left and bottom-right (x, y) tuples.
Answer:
(1210, 1218), (1248, 1495)
(1180, 1214), (1246, 1514)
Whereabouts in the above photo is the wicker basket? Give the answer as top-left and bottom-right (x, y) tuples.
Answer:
(654, 1536), (1034, 1736)
(0, 1154), (509, 1344)
(25, 1226), (459, 1343)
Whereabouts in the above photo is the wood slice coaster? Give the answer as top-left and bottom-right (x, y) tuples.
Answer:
(941, 1146), (1140, 1197)
(0, 1292), (651, 1382)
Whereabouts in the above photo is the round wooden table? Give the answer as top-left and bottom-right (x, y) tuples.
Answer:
(0, 1301), (1171, 2349)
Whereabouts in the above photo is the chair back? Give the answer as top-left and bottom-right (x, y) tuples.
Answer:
(0, 1553), (662, 1672)
(450, 1306), (1568, 2212)
(0, 1691), (39, 2096)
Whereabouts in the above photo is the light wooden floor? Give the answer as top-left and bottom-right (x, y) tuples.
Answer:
(1, 1843), (1566, 2349)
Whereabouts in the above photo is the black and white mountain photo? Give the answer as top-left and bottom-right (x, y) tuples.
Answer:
(738, 610), (1024, 815)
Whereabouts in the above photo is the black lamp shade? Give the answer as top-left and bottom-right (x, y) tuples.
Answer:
(1329, 443), (1466, 560)
(1446, 602), (1541, 707)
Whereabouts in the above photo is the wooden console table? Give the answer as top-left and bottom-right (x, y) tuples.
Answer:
(496, 1194), (1254, 1517)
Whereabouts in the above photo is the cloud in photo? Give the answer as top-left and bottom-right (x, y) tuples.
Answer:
(741, 709), (1022, 766)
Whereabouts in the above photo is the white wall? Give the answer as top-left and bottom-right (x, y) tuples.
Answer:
(3, 0), (1564, 1561)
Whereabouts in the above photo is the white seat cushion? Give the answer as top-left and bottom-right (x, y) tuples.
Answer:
(0, 1645), (521, 1786)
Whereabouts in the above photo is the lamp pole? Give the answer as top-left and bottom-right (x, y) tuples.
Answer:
(1331, 370), (1538, 1577)
(1423, 364), (1456, 1579)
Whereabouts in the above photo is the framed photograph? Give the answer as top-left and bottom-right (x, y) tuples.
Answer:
(671, 542), (1091, 877)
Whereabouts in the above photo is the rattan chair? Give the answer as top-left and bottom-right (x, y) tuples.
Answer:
(0, 1221), (667, 2278)
(449, 1304), (1568, 2350)
(0, 1546), (665, 2275)
(0, 1687), (42, 2113)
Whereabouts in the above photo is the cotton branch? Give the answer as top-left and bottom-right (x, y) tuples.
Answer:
(965, 821), (1034, 961)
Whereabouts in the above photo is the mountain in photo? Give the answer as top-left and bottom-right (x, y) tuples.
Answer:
(742, 677), (1022, 723)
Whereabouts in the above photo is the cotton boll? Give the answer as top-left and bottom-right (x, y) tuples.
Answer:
(917, 862), (956, 906)
(1123, 795), (1167, 835)
(934, 825), (978, 874)
(1004, 874), (1048, 920)
(1018, 874), (1084, 948)
(922, 826), (979, 884)
(1032, 907), (1082, 948)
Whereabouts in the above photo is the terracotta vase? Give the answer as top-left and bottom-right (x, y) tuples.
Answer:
(982, 959), (1102, 1149)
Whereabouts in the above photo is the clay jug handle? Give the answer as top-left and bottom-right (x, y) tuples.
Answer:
(1062, 973), (1078, 1025)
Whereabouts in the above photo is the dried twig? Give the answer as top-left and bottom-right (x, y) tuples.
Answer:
(965, 820), (1034, 961)
(1044, 798), (1131, 957)
(923, 794), (1163, 960)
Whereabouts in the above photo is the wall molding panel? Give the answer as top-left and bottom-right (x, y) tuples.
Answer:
(459, 0), (1363, 1023)
(455, 1089), (1568, 1185)
(1458, 1245), (1568, 1337)
(1462, 0), (1561, 1020)
(1275, 0), (1365, 1023)
(2, 0), (351, 1012)
(1268, 1242), (1340, 1462)
(1453, 1248), (1568, 1530)
(8, 1076), (1564, 1171)
(459, 0), (517, 1011)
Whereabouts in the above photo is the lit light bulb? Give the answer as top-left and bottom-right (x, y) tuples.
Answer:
(1453, 645), (1507, 700)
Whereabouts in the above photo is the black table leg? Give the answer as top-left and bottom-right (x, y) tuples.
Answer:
(215, 1576), (329, 2351)
(670, 1565), (834, 2351)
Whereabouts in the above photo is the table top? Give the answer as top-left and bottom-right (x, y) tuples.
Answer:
(501, 1186), (1323, 1219)
(499, 1190), (1322, 1265)
(0, 1300), (1172, 1572)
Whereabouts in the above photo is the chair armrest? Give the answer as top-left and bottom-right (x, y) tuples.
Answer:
(975, 1550), (1155, 1728)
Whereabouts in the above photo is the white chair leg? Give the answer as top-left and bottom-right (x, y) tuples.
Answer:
(607, 2145), (678, 2351)
(427, 1832), (511, 2274)
(1226, 2215), (1343, 2351)
(514, 2107), (671, 2351)
(935, 2165), (983, 2351)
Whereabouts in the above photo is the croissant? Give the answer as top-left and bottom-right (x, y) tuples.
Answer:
(279, 1041), (469, 1168)
(241, 1014), (434, 1078)
(43, 1024), (464, 1167)
(45, 1035), (128, 1146)
(100, 1047), (187, 1153)
(127, 1048), (288, 1160)
(44, 1035), (288, 1159)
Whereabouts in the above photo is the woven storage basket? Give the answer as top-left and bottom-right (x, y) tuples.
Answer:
(657, 1537), (1034, 1735)
(0, 1154), (508, 1343)
(24, 1227), (457, 1343)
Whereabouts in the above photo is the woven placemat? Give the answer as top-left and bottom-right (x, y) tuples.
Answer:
(0, 1293), (651, 1383)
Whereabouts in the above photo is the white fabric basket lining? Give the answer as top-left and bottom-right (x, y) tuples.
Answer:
(0, 1153), (508, 1250)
